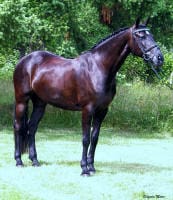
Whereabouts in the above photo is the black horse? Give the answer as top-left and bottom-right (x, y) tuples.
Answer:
(13, 19), (164, 176)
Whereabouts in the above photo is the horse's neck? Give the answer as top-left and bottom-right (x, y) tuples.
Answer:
(92, 30), (130, 77)
(111, 44), (130, 74)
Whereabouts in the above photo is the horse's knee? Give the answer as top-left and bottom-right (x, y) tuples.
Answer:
(16, 103), (25, 112)
(91, 131), (99, 145)
(14, 120), (21, 132)
(82, 135), (90, 147)
(15, 102), (26, 118)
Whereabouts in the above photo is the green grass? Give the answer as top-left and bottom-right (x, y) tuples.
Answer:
(0, 128), (173, 200)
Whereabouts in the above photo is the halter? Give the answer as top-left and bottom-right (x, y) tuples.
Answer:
(132, 28), (162, 79)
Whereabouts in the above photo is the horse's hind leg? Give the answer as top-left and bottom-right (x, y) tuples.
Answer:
(14, 98), (29, 166)
(28, 95), (46, 166)
(87, 108), (108, 174)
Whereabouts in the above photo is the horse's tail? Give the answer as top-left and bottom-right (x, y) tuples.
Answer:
(14, 103), (29, 154)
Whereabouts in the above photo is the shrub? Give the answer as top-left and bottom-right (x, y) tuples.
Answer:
(105, 81), (173, 132)
(118, 45), (173, 84)
(0, 50), (19, 80)
(159, 46), (173, 86)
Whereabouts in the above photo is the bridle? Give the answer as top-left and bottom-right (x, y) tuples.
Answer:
(132, 28), (162, 79)
(132, 28), (158, 62)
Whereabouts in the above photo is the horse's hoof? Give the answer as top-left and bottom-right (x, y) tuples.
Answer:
(32, 159), (40, 167)
(88, 165), (96, 175)
(32, 162), (40, 167)
(81, 170), (90, 177)
(89, 170), (96, 176)
(16, 160), (24, 167)
(16, 164), (24, 167)
(81, 173), (90, 177)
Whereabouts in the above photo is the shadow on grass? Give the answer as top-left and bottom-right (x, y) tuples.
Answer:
(96, 161), (173, 174)
(38, 160), (172, 174)
(36, 127), (169, 143)
(39, 160), (79, 166)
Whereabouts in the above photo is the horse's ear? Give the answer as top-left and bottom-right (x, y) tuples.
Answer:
(145, 17), (150, 26)
(135, 17), (140, 28)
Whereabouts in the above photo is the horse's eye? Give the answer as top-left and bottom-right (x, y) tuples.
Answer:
(135, 32), (145, 38)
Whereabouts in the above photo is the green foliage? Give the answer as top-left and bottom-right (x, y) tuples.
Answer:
(159, 47), (173, 86)
(118, 55), (146, 82)
(117, 49), (173, 85)
(0, 0), (172, 53)
(0, 0), (110, 57)
(96, 0), (173, 47)
(0, 1), (69, 52)
(73, 2), (110, 51)
(55, 40), (78, 57)
(0, 0), (171, 80)
(0, 0), (33, 49)
(0, 50), (19, 79)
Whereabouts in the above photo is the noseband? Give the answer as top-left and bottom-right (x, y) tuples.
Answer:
(132, 28), (158, 62)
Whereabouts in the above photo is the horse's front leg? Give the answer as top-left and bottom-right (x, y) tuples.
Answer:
(87, 108), (108, 174)
(80, 106), (93, 176)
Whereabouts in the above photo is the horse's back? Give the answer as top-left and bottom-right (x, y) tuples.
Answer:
(15, 51), (64, 71)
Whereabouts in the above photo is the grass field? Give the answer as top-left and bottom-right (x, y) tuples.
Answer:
(0, 128), (173, 200)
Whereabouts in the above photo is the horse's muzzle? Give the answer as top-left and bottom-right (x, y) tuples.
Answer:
(152, 53), (164, 67)
(148, 47), (164, 67)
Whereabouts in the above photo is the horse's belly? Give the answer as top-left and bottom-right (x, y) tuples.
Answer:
(33, 83), (83, 110)
(49, 100), (82, 111)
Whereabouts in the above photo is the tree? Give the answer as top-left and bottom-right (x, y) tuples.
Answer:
(94, 0), (173, 48)
(0, 0), (172, 81)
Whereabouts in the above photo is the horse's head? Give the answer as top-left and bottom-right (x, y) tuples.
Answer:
(129, 18), (164, 73)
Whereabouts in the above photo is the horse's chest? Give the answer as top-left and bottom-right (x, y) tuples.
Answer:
(97, 90), (115, 108)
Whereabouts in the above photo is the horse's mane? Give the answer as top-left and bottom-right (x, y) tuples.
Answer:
(91, 27), (129, 50)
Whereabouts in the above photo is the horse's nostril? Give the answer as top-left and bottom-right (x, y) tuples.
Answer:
(158, 55), (163, 61)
